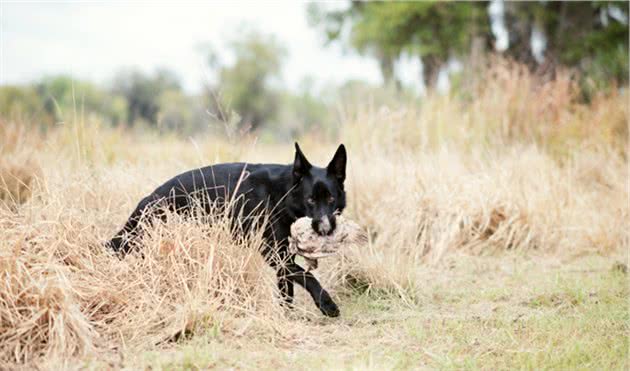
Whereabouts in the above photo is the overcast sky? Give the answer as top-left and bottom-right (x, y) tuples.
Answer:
(1, 1), (383, 93)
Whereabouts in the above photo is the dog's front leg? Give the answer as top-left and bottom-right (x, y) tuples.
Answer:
(283, 263), (339, 317)
(276, 267), (295, 306)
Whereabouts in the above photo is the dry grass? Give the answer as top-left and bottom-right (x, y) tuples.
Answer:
(329, 144), (628, 301)
(0, 62), (627, 369)
(0, 122), (42, 206)
(0, 199), (282, 367)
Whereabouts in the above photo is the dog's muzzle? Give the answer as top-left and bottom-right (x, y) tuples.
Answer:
(312, 215), (335, 236)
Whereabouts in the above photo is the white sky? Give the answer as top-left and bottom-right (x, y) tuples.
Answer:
(1, 1), (382, 93)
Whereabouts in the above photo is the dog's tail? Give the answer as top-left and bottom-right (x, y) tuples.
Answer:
(105, 205), (146, 256)
(105, 233), (131, 254)
(105, 195), (166, 256)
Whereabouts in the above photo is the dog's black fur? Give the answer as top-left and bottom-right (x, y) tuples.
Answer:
(107, 143), (346, 317)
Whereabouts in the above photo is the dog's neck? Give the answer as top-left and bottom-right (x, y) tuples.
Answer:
(278, 165), (305, 222)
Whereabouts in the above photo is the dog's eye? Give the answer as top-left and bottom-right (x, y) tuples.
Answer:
(307, 198), (315, 206)
(327, 196), (335, 204)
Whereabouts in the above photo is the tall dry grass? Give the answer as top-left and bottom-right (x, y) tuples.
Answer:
(1, 189), (283, 367)
(330, 60), (628, 298)
(0, 61), (627, 368)
(0, 122), (42, 207)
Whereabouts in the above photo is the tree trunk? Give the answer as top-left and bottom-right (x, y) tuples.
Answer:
(378, 54), (398, 89)
(423, 55), (442, 91)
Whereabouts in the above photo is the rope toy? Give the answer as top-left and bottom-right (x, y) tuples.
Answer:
(288, 215), (365, 271)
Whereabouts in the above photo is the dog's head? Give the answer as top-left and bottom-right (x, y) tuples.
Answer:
(291, 142), (347, 236)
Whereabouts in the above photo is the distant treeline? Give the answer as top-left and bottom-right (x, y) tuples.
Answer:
(0, 29), (407, 138)
(1, 1), (627, 137)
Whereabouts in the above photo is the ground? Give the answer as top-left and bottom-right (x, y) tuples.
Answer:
(105, 254), (627, 370)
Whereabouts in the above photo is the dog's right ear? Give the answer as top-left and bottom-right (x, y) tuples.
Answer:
(293, 142), (312, 182)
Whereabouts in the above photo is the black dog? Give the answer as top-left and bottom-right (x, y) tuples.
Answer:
(107, 143), (346, 317)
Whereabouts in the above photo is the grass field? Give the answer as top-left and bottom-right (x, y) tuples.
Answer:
(0, 64), (628, 370)
(129, 255), (627, 370)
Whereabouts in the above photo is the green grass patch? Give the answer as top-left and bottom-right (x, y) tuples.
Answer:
(116, 256), (628, 370)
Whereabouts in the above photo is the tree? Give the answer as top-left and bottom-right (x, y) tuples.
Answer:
(34, 75), (128, 125)
(203, 31), (287, 131)
(308, 1), (489, 89)
(0, 75), (128, 127)
(498, 1), (629, 99)
(0, 85), (47, 124)
(309, 1), (628, 91)
(504, 1), (628, 86)
(112, 68), (181, 126)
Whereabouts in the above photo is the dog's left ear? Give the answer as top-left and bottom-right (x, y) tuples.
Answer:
(293, 142), (312, 181)
(327, 144), (347, 183)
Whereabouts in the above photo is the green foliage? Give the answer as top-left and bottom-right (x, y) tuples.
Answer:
(0, 76), (127, 127)
(309, 1), (488, 87)
(507, 2), (628, 75)
(311, 1), (628, 91)
(350, 2), (486, 60)
(36, 75), (128, 125)
(112, 68), (181, 126)
(205, 31), (287, 131)
(0, 85), (47, 124)
(502, 2), (628, 99)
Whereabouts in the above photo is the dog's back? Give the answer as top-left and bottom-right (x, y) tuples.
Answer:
(108, 162), (294, 254)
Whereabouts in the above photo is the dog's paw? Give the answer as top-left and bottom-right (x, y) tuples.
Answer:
(319, 297), (340, 318)
(279, 297), (295, 310)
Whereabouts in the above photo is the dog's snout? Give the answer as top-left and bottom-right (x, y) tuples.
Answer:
(312, 215), (335, 236)
(319, 216), (331, 235)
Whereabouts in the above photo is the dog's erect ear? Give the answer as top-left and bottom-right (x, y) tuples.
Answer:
(293, 142), (312, 181)
(327, 144), (347, 183)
